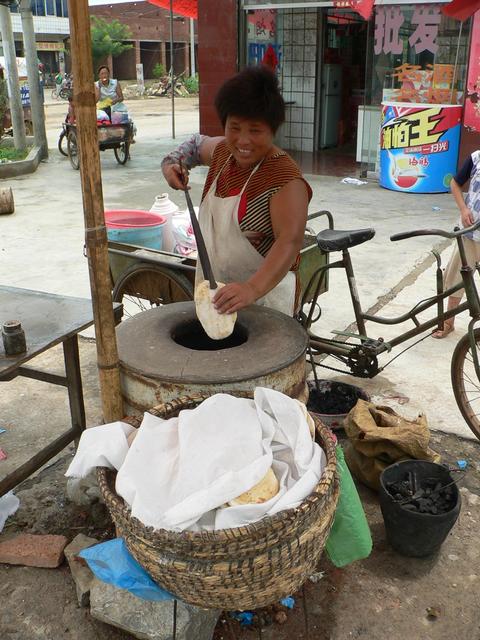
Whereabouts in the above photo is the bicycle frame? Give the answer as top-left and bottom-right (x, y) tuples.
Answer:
(303, 232), (480, 379)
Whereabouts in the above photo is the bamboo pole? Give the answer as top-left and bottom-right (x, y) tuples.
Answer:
(67, 0), (124, 423)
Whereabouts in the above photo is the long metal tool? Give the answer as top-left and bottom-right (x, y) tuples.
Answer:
(179, 159), (217, 289)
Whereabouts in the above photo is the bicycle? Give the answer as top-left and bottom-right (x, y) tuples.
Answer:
(299, 214), (480, 440)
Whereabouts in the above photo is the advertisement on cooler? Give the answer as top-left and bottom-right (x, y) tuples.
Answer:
(379, 103), (462, 193)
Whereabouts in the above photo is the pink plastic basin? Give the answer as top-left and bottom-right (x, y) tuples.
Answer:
(105, 209), (166, 250)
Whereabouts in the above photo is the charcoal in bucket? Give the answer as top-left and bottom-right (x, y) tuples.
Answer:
(307, 380), (369, 428)
(379, 460), (461, 557)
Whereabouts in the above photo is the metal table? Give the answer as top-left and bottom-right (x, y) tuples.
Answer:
(0, 286), (118, 496)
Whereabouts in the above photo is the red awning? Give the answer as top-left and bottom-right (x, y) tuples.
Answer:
(146, 0), (197, 19)
(333, 1), (375, 21)
(441, 0), (479, 22)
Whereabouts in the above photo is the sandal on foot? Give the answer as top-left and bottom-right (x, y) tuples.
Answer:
(432, 323), (454, 339)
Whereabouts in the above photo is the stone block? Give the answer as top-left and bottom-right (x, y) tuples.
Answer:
(0, 533), (68, 568)
(66, 470), (103, 507)
(90, 578), (220, 640)
(64, 533), (99, 607)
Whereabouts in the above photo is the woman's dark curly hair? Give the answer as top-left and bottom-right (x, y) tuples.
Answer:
(214, 66), (285, 133)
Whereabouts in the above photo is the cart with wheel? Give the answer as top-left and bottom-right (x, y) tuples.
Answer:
(108, 211), (331, 319)
(65, 121), (133, 170)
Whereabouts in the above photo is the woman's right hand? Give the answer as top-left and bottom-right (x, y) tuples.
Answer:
(461, 206), (474, 228)
(162, 162), (189, 190)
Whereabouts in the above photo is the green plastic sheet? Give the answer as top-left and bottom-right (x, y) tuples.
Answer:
(326, 445), (373, 567)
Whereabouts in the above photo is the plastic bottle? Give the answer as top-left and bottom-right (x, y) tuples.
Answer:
(149, 193), (179, 252)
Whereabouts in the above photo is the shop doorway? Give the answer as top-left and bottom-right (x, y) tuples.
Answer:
(316, 9), (368, 158)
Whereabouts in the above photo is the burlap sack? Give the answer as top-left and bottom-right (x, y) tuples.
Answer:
(344, 399), (441, 491)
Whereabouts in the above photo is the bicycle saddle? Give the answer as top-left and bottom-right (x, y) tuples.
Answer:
(316, 228), (375, 252)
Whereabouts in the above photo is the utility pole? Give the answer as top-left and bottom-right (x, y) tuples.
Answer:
(0, 4), (26, 151)
(169, 0), (175, 139)
(19, 0), (48, 159)
(189, 17), (195, 77)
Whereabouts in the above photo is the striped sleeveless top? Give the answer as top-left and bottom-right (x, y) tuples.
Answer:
(201, 140), (312, 257)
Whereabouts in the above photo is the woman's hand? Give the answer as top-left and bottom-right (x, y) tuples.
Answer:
(461, 206), (474, 228)
(213, 282), (258, 314)
(162, 163), (189, 190)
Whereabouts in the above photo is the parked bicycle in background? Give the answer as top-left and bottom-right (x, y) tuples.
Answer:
(52, 72), (73, 101)
(299, 215), (480, 441)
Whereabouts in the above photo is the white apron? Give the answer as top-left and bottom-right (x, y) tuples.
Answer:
(196, 157), (296, 315)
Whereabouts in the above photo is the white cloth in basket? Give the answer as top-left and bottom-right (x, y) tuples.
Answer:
(66, 388), (326, 532)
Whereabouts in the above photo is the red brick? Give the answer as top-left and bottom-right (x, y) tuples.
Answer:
(0, 533), (68, 568)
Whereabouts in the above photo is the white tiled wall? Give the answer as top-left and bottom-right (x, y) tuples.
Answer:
(276, 8), (317, 153)
(11, 15), (70, 36)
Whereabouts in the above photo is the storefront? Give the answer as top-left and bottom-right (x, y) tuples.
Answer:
(235, 0), (478, 186)
(36, 41), (66, 76)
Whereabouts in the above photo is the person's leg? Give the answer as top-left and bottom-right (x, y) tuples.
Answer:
(432, 295), (461, 338)
(433, 238), (480, 338)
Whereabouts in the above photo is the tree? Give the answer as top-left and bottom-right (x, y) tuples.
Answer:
(90, 17), (133, 66)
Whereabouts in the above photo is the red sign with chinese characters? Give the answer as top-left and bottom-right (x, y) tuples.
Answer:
(375, 5), (441, 55)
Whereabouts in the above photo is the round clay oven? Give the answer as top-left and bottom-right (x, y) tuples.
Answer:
(116, 302), (308, 413)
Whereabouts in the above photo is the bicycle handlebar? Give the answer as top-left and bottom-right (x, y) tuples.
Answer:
(307, 210), (334, 229)
(390, 217), (480, 242)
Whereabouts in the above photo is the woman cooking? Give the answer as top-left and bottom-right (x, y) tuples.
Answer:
(161, 66), (311, 317)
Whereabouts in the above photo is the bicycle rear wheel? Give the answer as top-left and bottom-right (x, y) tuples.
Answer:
(58, 130), (68, 156)
(112, 263), (193, 319)
(451, 328), (480, 440)
(67, 131), (80, 170)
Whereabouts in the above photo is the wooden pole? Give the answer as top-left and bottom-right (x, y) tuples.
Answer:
(67, 0), (124, 423)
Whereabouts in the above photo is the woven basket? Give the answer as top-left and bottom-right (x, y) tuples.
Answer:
(97, 394), (339, 610)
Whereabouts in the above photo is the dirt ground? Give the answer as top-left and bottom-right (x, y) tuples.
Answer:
(1, 430), (479, 640)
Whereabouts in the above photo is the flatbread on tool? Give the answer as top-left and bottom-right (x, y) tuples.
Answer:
(228, 467), (280, 506)
(195, 280), (237, 340)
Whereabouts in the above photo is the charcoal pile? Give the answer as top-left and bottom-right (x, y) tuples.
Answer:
(386, 471), (456, 515)
(307, 379), (368, 415)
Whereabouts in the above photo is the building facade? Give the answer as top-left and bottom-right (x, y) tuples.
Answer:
(89, 1), (197, 81)
(198, 0), (479, 186)
(7, 1), (70, 77)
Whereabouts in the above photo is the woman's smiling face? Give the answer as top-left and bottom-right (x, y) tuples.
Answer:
(99, 68), (110, 85)
(224, 116), (274, 169)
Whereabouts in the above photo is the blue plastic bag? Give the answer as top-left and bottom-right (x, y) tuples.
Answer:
(79, 538), (174, 601)
(325, 446), (373, 567)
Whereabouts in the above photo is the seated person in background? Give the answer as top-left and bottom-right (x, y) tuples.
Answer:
(95, 65), (125, 121)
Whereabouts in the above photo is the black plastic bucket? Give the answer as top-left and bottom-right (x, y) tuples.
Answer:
(307, 379), (370, 429)
(379, 460), (461, 557)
